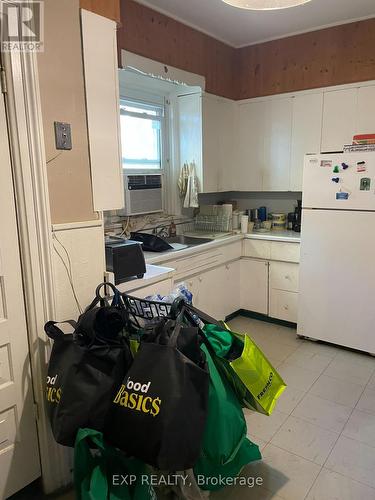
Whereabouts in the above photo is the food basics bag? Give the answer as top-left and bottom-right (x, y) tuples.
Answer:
(106, 317), (209, 471)
(203, 323), (286, 415)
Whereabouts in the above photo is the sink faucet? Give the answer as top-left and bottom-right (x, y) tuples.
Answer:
(153, 225), (170, 238)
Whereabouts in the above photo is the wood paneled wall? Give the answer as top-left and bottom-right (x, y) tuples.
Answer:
(238, 18), (375, 99)
(118, 0), (237, 99)
(80, 0), (120, 23)
(119, 2), (375, 100)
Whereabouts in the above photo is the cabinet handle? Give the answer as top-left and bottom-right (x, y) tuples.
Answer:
(285, 275), (291, 280)
(225, 264), (230, 270)
(198, 277), (203, 283)
(283, 305), (289, 310)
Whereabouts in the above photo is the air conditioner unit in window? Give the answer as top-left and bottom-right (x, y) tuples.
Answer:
(120, 173), (163, 216)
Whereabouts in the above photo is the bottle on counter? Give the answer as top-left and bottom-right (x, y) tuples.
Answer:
(169, 220), (177, 237)
(287, 212), (295, 231)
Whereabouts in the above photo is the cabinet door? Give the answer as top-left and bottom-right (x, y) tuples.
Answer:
(195, 265), (228, 320)
(218, 99), (236, 192)
(321, 88), (357, 152)
(222, 260), (241, 318)
(240, 259), (269, 315)
(263, 98), (293, 191)
(235, 101), (266, 191)
(290, 93), (323, 191)
(81, 9), (124, 211)
(202, 94), (220, 192)
(178, 93), (204, 192)
(356, 85), (375, 135)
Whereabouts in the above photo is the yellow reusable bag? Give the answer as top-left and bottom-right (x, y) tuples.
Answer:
(203, 324), (286, 416)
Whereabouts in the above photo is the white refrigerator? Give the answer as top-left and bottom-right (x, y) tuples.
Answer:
(298, 152), (375, 353)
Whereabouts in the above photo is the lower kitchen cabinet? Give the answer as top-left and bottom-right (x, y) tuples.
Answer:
(157, 239), (300, 323)
(182, 260), (241, 320)
(269, 261), (299, 292)
(128, 278), (173, 299)
(269, 261), (299, 322)
(240, 259), (269, 315)
(269, 289), (298, 323)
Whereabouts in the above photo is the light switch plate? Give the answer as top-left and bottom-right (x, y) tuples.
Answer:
(54, 121), (72, 150)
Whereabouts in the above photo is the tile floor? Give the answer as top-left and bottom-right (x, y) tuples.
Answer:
(211, 315), (375, 500)
(13, 315), (375, 500)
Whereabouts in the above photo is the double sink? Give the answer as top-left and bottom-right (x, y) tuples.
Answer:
(141, 234), (214, 260)
(163, 235), (213, 247)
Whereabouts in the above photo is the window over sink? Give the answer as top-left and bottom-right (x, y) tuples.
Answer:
(120, 98), (165, 171)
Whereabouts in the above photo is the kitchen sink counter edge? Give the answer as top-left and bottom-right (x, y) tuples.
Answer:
(144, 234), (243, 264)
(144, 231), (300, 265)
(245, 230), (301, 243)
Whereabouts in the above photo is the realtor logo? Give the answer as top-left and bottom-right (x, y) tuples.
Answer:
(1, 1), (44, 52)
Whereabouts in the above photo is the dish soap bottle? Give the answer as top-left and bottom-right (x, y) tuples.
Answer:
(169, 220), (177, 237)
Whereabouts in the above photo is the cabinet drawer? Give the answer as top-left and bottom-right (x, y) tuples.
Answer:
(166, 250), (223, 279)
(222, 241), (242, 262)
(270, 241), (300, 263)
(269, 289), (298, 323)
(243, 239), (271, 259)
(270, 262), (299, 292)
(130, 279), (172, 299)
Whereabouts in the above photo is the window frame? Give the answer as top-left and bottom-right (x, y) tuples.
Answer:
(119, 97), (168, 173)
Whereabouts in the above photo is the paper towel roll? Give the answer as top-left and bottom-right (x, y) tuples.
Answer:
(241, 215), (249, 234)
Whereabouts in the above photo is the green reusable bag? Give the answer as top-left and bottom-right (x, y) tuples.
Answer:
(74, 428), (156, 500)
(203, 324), (286, 416)
(193, 345), (261, 491)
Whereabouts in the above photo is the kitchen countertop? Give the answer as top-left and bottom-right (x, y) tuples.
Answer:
(143, 231), (300, 264)
(245, 230), (301, 243)
(106, 231), (300, 293)
(108, 264), (175, 293)
(143, 233), (244, 264)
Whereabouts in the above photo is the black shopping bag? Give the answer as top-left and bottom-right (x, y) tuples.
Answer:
(45, 283), (133, 447)
(106, 316), (209, 471)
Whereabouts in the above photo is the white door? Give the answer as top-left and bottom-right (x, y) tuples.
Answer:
(290, 92), (323, 191)
(321, 88), (357, 152)
(240, 259), (269, 315)
(298, 209), (375, 353)
(0, 92), (40, 497)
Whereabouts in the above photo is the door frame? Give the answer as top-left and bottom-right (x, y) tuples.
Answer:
(1, 46), (72, 494)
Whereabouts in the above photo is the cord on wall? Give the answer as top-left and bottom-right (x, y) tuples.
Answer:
(52, 232), (83, 314)
(46, 151), (63, 164)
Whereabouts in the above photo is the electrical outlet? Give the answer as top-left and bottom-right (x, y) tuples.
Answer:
(54, 121), (72, 150)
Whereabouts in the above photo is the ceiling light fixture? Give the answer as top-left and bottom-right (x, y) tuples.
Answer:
(222, 0), (312, 10)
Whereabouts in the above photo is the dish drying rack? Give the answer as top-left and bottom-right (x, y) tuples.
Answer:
(194, 214), (232, 233)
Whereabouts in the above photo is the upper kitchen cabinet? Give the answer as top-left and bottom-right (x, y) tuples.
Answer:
(356, 85), (375, 135)
(81, 9), (124, 212)
(215, 97), (236, 192)
(263, 97), (293, 191)
(235, 100), (266, 191)
(290, 93), (323, 191)
(178, 92), (236, 193)
(321, 88), (357, 153)
(236, 97), (293, 191)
